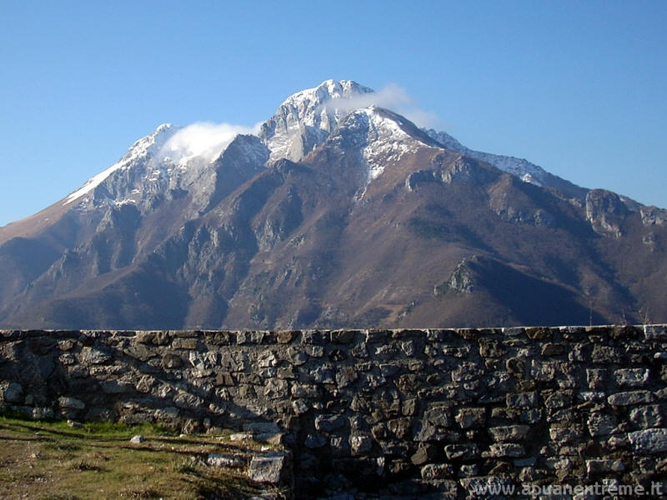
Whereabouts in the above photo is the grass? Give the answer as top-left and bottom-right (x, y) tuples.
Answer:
(0, 414), (280, 500)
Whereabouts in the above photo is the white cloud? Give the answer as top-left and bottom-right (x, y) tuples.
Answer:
(158, 122), (260, 164)
(323, 83), (440, 128)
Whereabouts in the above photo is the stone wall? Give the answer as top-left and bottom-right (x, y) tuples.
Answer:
(2, 326), (667, 499)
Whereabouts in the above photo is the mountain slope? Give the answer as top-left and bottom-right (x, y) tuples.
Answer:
(1, 79), (666, 329)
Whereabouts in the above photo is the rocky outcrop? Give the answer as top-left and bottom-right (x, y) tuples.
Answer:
(2, 326), (667, 498)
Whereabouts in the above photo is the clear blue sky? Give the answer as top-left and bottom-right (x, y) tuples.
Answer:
(1, 0), (665, 226)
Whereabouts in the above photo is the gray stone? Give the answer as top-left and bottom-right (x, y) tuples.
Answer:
(614, 368), (650, 387)
(630, 405), (664, 429)
(3, 382), (23, 403)
(263, 379), (289, 399)
(161, 353), (184, 369)
(305, 345), (324, 358)
(310, 364), (335, 384)
(32, 407), (55, 420)
(628, 428), (667, 455)
(350, 434), (373, 455)
(549, 424), (582, 444)
(81, 347), (113, 365)
(130, 435), (145, 444)
(410, 443), (438, 465)
(207, 453), (244, 468)
(455, 408), (486, 429)
(645, 325), (667, 340)
(292, 399), (309, 415)
(488, 425), (530, 442)
(335, 366), (358, 388)
(459, 464), (479, 477)
(58, 396), (85, 410)
(608, 390), (655, 406)
(424, 404), (453, 427)
(173, 391), (204, 410)
(277, 365), (296, 379)
(587, 413), (616, 437)
(541, 343), (565, 356)
(171, 338), (198, 350)
(444, 443), (480, 461)
(421, 463), (454, 480)
(587, 369), (606, 390)
(485, 443), (526, 458)
(286, 348), (307, 366)
(586, 459), (625, 474)
(451, 362), (483, 382)
(247, 452), (287, 484)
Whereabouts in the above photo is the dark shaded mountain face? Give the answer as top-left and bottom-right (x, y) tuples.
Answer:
(1, 80), (666, 329)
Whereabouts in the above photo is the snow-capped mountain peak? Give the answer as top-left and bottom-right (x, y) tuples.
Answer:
(259, 79), (374, 162)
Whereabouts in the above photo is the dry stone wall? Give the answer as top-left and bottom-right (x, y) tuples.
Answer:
(2, 326), (667, 499)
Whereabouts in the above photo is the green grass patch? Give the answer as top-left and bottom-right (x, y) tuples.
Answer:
(0, 414), (279, 500)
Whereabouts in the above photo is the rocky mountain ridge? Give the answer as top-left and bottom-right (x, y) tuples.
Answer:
(0, 79), (665, 329)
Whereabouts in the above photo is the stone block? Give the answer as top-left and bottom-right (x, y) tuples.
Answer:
(207, 453), (244, 468)
(2, 382), (23, 403)
(58, 396), (85, 410)
(336, 366), (358, 388)
(421, 463), (454, 480)
(586, 459), (625, 474)
(80, 347), (113, 365)
(541, 343), (565, 356)
(630, 405), (664, 430)
(248, 452), (288, 484)
(331, 330), (356, 344)
(161, 353), (184, 369)
(587, 412), (616, 437)
(387, 418), (412, 439)
(276, 331), (296, 343)
(591, 345), (624, 364)
(455, 408), (486, 429)
(549, 424), (582, 445)
(350, 434), (373, 455)
(614, 368), (650, 387)
(644, 325), (667, 340)
(608, 390), (655, 407)
(443, 443), (480, 461)
(277, 365), (296, 379)
(488, 425), (530, 442)
(410, 443), (439, 465)
(424, 404), (453, 427)
(236, 331), (264, 345)
(628, 428), (667, 455)
(586, 369), (606, 390)
(171, 338), (198, 350)
(485, 443), (526, 458)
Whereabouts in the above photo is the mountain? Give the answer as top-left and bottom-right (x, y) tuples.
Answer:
(1, 79), (666, 329)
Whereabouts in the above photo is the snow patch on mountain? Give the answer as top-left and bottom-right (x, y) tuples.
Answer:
(64, 123), (177, 205)
(358, 108), (421, 181)
(425, 129), (550, 187)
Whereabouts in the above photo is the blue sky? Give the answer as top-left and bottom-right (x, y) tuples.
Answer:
(1, 0), (665, 226)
